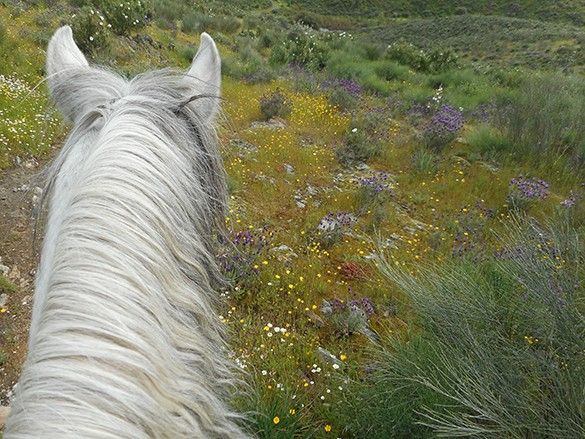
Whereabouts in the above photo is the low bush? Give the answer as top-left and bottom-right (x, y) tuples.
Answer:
(384, 41), (459, 73)
(341, 216), (585, 438)
(411, 146), (438, 174)
(97, 0), (150, 35)
(71, 6), (110, 55)
(259, 89), (292, 120)
(466, 124), (511, 160)
(269, 24), (330, 70)
(495, 73), (585, 166)
(336, 125), (382, 165)
(420, 104), (464, 152)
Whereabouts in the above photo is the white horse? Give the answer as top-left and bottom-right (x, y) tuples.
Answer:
(4, 26), (249, 438)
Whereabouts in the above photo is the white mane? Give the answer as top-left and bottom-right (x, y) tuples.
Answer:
(4, 26), (249, 438)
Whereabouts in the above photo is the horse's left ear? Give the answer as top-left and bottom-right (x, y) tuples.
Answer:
(185, 33), (221, 122)
(46, 26), (90, 122)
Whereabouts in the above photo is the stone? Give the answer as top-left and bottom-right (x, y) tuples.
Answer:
(317, 347), (342, 367)
(250, 118), (286, 130)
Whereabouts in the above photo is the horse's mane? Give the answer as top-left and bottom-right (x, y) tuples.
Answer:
(5, 67), (248, 438)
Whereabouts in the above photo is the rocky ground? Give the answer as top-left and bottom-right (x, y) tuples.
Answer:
(0, 158), (45, 405)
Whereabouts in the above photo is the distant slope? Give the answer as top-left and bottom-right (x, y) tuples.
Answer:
(360, 15), (585, 71)
(286, 0), (585, 25)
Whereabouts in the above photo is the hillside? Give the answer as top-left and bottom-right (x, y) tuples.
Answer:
(361, 14), (585, 71)
(287, 0), (585, 25)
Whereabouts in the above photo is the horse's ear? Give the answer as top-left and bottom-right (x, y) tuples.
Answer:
(185, 33), (221, 121)
(46, 26), (89, 121)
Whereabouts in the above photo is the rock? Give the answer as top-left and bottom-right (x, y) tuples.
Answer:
(317, 347), (342, 367)
(294, 190), (306, 209)
(254, 173), (275, 185)
(23, 158), (38, 169)
(0, 406), (10, 429)
(13, 184), (29, 193)
(270, 245), (298, 263)
(306, 311), (324, 327)
(284, 163), (295, 175)
(0, 264), (8, 276)
(7, 266), (20, 282)
(0, 293), (8, 307)
(250, 118), (286, 130)
(230, 138), (258, 155)
(479, 161), (499, 173)
(306, 185), (318, 196)
(360, 326), (380, 343)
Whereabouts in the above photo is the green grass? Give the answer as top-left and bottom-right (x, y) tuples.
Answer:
(340, 215), (585, 438)
(0, 275), (16, 294)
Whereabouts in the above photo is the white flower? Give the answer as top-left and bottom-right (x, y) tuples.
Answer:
(351, 127), (357, 133)
(261, 370), (267, 375)
(332, 364), (340, 370)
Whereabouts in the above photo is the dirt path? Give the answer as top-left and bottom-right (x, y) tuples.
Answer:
(0, 159), (45, 405)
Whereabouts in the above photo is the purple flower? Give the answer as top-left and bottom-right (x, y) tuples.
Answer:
(422, 104), (464, 151)
(359, 172), (393, 194)
(321, 78), (362, 97)
(560, 193), (577, 208)
(318, 212), (358, 232)
(406, 102), (432, 119)
(509, 177), (550, 201)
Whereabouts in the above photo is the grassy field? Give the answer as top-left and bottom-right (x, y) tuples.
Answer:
(0, 0), (584, 437)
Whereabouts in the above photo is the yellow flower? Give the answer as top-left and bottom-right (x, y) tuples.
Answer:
(289, 408), (296, 415)
(339, 354), (347, 361)
(273, 416), (280, 425)
(324, 424), (332, 432)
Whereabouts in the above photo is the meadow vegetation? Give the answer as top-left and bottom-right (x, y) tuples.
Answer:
(0, 0), (584, 437)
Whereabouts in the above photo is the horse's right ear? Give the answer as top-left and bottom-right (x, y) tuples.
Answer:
(46, 26), (89, 121)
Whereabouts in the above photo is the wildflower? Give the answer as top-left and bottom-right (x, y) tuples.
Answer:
(273, 416), (280, 425)
(325, 424), (332, 432)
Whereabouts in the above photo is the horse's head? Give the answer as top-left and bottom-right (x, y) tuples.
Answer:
(42, 26), (227, 232)
(46, 25), (221, 130)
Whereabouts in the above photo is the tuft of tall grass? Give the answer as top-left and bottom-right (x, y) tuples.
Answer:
(340, 215), (585, 438)
(495, 73), (585, 167)
(466, 124), (512, 161)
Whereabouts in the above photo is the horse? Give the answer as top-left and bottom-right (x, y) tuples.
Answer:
(3, 26), (249, 438)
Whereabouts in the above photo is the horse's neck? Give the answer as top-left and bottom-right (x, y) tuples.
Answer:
(29, 131), (99, 347)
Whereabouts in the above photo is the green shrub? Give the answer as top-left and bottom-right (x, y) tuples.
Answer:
(71, 6), (110, 55)
(336, 127), (382, 165)
(412, 147), (438, 174)
(384, 41), (459, 73)
(373, 60), (409, 81)
(328, 87), (357, 112)
(96, 0), (150, 35)
(259, 89), (292, 120)
(466, 124), (511, 160)
(495, 73), (585, 166)
(341, 215), (585, 438)
(326, 51), (392, 96)
(269, 24), (330, 70)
